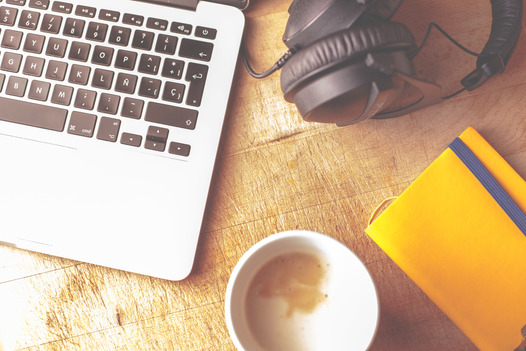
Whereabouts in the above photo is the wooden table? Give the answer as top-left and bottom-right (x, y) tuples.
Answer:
(1, 0), (525, 350)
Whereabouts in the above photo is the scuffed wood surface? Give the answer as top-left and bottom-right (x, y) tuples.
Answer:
(2, 0), (526, 349)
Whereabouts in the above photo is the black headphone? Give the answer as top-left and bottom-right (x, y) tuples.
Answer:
(278, 0), (523, 126)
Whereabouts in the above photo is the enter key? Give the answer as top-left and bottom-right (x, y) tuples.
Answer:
(185, 62), (208, 107)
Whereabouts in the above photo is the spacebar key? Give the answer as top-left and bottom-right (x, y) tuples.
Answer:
(0, 97), (67, 132)
(145, 102), (198, 130)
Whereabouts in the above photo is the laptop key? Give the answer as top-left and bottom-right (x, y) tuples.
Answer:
(86, 22), (108, 42)
(6, 0), (26, 5)
(46, 60), (68, 80)
(132, 30), (154, 51)
(67, 111), (97, 137)
(69, 64), (90, 85)
(145, 139), (165, 152)
(99, 10), (120, 23)
(6, 76), (27, 96)
(40, 13), (62, 33)
(2, 29), (23, 49)
(23, 56), (45, 76)
(69, 41), (91, 61)
(23, 33), (45, 53)
(145, 101), (197, 130)
(74, 88), (97, 110)
(52, 2), (73, 14)
(185, 62), (208, 107)
(28, 80), (50, 101)
(120, 132), (141, 147)
(195, 26), (217, 40)
(18, 10), (39, 30)
(170, 21), (191, 35)
(109, 26), (131, 46)
(46, 37), (68, 57)
(168, 142), (190, 157)
(75, 5), (96, 18)
(29, 0), (49, 10)
(0, 7), (18, 26)
(122, 13), (143, 26)
(138, 54), (161, 75)
(63, 17), (85, 38)
(121, 97), (143, 119)
(146, 125), (168, 142)
(92, 45), (113, 66)
(98, 93), (120, 114)
(179, 38), (213, 62)
(1, 52), (22, 72)
(0, 96), (67, 131)
(162, 81), (184, 103)
(162, 58), (184, 79)
(138, 77), (161, 98)
(115, 73), (137, 94)
(115, 49), (137, 70)
(96, 116), (120, 142)
(50, 84), (73, 105)
(146, 17), (168, 31)
(155, 34), (177, 55)
(92, 68), (114, 90)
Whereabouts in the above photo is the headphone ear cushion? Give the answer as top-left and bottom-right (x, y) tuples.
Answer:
(368, 0), (404, 19)
(280, 21), (415, 98)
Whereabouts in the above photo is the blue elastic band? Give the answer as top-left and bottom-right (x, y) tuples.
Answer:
(449, 137), (526, 235)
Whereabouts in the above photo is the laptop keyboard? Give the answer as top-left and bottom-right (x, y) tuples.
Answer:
(0, 0), (223, 158)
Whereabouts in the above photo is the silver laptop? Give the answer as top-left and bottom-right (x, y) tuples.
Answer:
(0, 0), (245, 280)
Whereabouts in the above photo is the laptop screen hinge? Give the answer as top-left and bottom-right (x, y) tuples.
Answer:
(135, 0), (249, 11)
(135, 0), (199, 11)
(207, 0), (249, 10)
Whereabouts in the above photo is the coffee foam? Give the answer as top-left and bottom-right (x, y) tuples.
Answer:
(245, 251), (331, 351)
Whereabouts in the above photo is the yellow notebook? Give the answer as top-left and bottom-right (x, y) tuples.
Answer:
(366, 127), (526, 351)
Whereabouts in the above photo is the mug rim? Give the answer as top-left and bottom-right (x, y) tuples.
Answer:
(224, 230), (379, 351)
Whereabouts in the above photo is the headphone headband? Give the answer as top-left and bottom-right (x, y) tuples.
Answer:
(283, 0), (373, 49)
(462, 0), (523, 91)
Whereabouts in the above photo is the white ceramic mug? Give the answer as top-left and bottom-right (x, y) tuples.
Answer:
(225, 230), (379, 351)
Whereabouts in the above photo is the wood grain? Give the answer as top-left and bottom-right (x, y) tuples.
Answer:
(2, 0), (526, 350)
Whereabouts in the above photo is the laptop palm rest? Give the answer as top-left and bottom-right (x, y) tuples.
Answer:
(0, 133), (199, 279)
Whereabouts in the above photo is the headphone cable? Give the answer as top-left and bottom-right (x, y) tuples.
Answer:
(411, 22), (494, 100)
(241, 42), (298, 79)
(442, 87), (466, 100)
(409, 22), (487, 59)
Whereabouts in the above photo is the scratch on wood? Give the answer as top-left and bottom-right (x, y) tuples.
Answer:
(115, 307), (122, 327)
(269, 131), (303, 144)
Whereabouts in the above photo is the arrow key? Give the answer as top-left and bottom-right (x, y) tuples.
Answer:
(120, 132), (142, 147)
(145, 139), (166, 152)
(169, 142), (190, 157)
(146, 125), (168, 142)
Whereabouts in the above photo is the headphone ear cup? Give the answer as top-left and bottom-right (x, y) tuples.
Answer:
(280, 21), (416, 125)
(368, 0), (404, 19)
